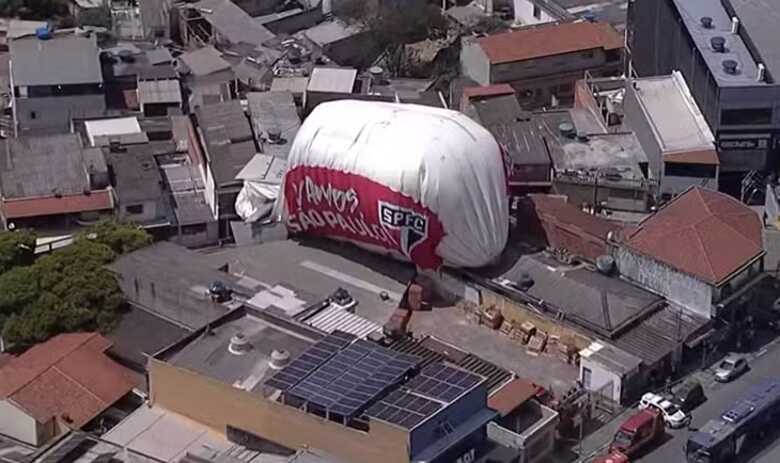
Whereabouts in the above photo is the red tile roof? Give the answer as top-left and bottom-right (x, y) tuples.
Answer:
(663, 149), (719, 165)
(477, 21), (624, 64)
(624, 187), (763, 285)
(0, 333), (137, 428)
(488, 378), (540, 416)
(1, 189), (113, 219)
(462, 84), (515, 100)
(0, 353), (13, 368)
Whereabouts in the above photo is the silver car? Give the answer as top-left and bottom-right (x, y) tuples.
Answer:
(714, 355), (749, 382)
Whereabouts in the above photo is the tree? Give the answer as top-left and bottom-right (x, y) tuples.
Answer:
(0, 0), (68, 20)
(335, 0), (447, 75)
(0, 230), (36, 274)
(77, 6), (111, 28)
(0, 223), (151, 348)
(80, 220), (153, 255)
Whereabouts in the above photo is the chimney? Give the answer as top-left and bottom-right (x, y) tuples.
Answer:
(731, 16), (739, 34)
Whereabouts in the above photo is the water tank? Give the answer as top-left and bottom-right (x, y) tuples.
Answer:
(558, 122), (576, 138)
(35, 25), (51, 40)
(596, 255), (616, 275)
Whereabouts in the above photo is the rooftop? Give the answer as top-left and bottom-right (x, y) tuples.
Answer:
(138, 78), (183, 106)
(84, 117), (146, 147)
(730, 0), (780, 80)
(487, 378), (540, 416)
(101, 406), (233, 462)
(537, 110), (648, 181)
(553, 0), (629, 31)
(178, 46), (232, 77)
(271, 77), (310, 95)
(247, 91), (301, 158)
(302, 19), (363, 47)
(162, 165), (214, 226)
(628, 72), (715, 155)
(307, 67), (357, 94)
(579, 340), (642, 376)
(0, 333), (137, 428)
(478, 252), (663, 337)
(624, 186), (764, 285)
(475, 21), (623, 64)
(0, 190), (114, 219)
(184, 0), (274, 47)
(165, 307), (318, 395)
(0, 133), (106, 198)
(105, 143), (169, 205)
(468, 96), (551, 168)
(10, 30), (102, 86)
(195, 100), (256, 184)
(671, 0), (766, 86)
(31, 432), (161, 463)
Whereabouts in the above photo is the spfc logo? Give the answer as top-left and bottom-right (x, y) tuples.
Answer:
(378, 202), (429, 258)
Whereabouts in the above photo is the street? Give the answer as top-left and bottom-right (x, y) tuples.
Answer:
(635, 336), (780, 463)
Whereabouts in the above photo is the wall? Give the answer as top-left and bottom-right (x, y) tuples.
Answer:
(409, 386), (487, 456)
(614, 246), (713, 318)
(480, 289), (592, 350)
(460, 38), (491, 86)
(661, 169), (718, 196)
(262, 8), (323, 35)
(119, 199), (159, 223)
(512, 0), (556, 25)
(491, 49), (618, 83)
(580, 357), (623, 402)
(148, 359), (410, 463)
(16, 94), (106, 134)
(623, 81), (663, 180)
(173, 221), (219, 248)
(0, 400), (39, 446)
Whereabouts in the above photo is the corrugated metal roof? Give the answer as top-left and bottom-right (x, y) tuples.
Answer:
(303, 305), (381, 339)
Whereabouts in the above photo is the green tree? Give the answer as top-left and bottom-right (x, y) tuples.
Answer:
(77, 5), (111, 28)
(0, 223), (150, 348)
(81, 220), (152, 255)
(0, 230), (36, 274)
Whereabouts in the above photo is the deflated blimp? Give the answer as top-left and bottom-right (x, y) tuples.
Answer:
(277, 100), (510, 269)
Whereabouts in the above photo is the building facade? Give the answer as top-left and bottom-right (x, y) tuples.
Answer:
(626, 0), (780, 177)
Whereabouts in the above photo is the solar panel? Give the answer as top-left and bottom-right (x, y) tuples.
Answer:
(287, 340), (419, 417)
(407, 363), (483, 403)
(264, 331), (356, 391)
(365, 390), (443, 429)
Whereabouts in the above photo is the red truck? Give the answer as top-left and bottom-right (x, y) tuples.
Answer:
(595, 408), (664, 462)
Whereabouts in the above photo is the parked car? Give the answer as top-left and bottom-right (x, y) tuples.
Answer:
(639, 392), (691, 429)
(714, 355), (749, 382)
(669, 379), (706, 412)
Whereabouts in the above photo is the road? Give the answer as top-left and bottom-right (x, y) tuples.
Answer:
(636, 336), (780, 463)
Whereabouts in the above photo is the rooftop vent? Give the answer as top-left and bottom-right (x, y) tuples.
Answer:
(711, 36), (726, 53)
(700, 16), (713, 29)
(228, 333), (251, 355)
(269, 349), (290, 369)
(722, 59), (739, 75)
(558, 122), (576, 139)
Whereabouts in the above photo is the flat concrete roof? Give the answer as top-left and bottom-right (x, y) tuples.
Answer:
(671, 0), (766, 87)
(631, 73), (715, 153)
(307, 67), (357, 94)
(102, 406), (232, 463)
(730, 0), (780, 80)
(166, 310), (316, 394)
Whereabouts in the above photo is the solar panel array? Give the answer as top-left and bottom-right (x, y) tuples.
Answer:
(365, 390), (443, 429)
(366, 363), (484, 429)
(288, 339), (420, 416)
(264, 331), (355, 392)
(405, 363), (482, 402)
(265, 330), (420, 418)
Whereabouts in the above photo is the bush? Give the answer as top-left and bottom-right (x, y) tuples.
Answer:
(0, 230), (36, 274)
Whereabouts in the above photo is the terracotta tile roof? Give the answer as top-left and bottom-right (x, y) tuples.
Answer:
(624, 187), (764, 285)
(0, 333), (137, 428)
(663, 149), (719, 165)
(477, 21), (624, 65)
(462, 84), (515, 100)
(0, 353), (13, 368)
(488, 378), (540, 416)
(1, 189), (113, 219)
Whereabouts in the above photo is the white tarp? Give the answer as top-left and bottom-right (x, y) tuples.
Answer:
(235, 154), (287, 223)
(276, 100), (510, 269)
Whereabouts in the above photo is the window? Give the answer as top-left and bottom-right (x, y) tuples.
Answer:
(664, 163), (717, 178)
(720, 108), (773, 126)
(29, 111), (37, 120)
(126, 204), (144, 214)
(533, 4), (541, 19)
